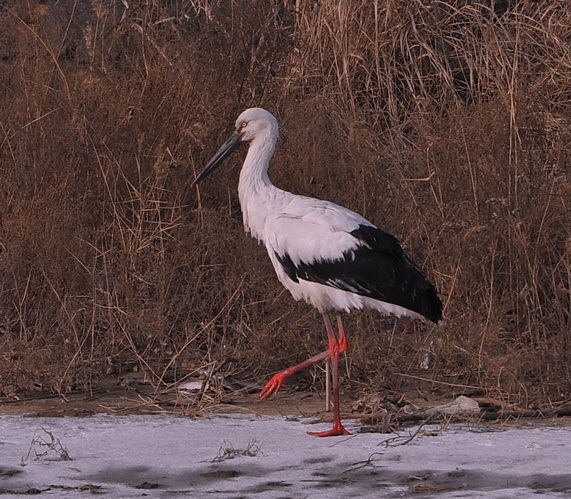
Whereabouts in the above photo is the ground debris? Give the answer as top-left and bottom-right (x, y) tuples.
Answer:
(356, 396), (571, 433)
(208, 439), (263, 463)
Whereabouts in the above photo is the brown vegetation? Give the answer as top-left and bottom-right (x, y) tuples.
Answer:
(0, 0), (569, 411)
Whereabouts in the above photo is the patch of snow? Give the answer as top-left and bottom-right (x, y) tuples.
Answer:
(0, 414), (570, 497)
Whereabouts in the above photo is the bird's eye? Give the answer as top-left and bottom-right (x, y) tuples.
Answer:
(240, 121), (248, 129)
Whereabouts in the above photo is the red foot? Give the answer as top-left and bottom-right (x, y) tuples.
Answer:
(308, 423), (351, 437)
(258, 372), (287, 400)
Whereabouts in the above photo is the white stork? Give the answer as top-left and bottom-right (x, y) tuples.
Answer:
(192, 108), (442, 437)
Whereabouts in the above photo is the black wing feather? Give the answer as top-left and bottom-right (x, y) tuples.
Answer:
(276, 225), (442, 323)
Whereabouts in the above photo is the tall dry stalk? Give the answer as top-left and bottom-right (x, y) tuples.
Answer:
(0, 0), (569, 408)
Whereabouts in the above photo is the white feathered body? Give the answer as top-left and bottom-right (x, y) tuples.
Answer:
(237, 119), (433, 320)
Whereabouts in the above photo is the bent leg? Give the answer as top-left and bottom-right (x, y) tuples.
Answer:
(258, 349), (329, 400)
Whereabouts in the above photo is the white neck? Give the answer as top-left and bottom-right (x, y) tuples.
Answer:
(237, 129), (282, 240)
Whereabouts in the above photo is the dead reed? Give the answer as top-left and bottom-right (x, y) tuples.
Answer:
(0, 0), (569, 410)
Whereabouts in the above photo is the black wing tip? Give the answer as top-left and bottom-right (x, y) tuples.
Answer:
(423, 296), (443, 324)
(411, 276), (443, 324)
(353, 225), (444, 323)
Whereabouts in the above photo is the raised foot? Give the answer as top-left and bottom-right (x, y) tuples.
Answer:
(307, 424), (351, 437)
(258, 372), (288, 400)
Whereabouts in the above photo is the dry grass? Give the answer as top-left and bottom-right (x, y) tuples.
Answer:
(0, 0), (569, 410)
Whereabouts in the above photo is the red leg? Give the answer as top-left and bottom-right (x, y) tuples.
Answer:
(308, 313), (351, 437)
(258, 349), (329, 400)
(336, 313), (348, 352)
(259, 313), (344, 400)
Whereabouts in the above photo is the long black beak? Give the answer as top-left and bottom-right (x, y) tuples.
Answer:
(192, 131), (242, 186)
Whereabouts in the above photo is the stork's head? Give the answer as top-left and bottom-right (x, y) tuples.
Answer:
(192, 108), (278, 186)
(235, 107), (278, 143)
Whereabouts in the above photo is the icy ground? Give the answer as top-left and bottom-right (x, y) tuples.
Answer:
(1, 413), (570, 498)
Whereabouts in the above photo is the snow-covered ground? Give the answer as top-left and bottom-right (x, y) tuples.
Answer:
(1, 413), (570, 498)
